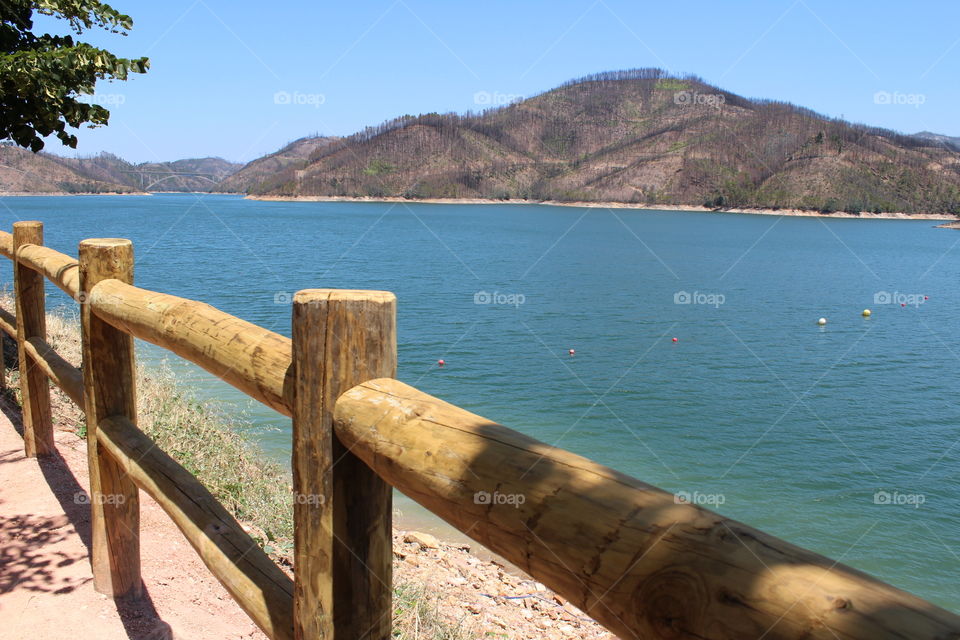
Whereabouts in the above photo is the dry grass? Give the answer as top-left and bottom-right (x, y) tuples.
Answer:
(0, 292), (467, 639)
(392, 583), (472, 640)
(0, 293), (294, 547)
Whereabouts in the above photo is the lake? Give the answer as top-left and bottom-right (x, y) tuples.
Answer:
(1, 193), (958, 611)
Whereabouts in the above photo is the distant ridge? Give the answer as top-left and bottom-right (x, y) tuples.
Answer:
(912, 131), (960, 152)
(242, 69), (960, 215)
(0, 146), (240, 194)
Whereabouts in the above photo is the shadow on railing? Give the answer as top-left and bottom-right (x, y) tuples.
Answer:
(1, 220), (959, 640)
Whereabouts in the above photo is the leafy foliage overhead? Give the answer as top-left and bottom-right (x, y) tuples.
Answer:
(0, 0), (148, 151)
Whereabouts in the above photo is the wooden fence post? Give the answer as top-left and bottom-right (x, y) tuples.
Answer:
(292, 289), (397, 639)
(79, 238), (141, 598)
(13, 221), (53, 457)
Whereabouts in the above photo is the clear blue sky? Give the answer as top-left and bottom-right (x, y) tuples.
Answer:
(38, 0), (960, 164)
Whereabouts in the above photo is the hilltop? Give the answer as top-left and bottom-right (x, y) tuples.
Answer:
(244, 69), (960, 215)
(213, 136), (340, 193)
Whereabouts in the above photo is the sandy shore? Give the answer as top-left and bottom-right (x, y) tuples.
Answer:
(247, 194), (960, 221)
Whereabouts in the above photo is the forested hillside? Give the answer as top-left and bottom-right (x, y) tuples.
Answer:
(248, 69), (960, 214)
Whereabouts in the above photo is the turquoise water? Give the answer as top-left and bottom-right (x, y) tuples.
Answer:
(1, 193), (958, 611)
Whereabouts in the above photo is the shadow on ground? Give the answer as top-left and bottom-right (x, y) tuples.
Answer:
(0, 358), (174, 640)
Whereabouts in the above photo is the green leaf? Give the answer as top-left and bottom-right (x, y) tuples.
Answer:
(1, 1), (148, 152)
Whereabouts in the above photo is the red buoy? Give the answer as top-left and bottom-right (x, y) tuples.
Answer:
(924, 296), (929, 300)
(672, 337), (678, 342)
(437, 359), (445, 367)
(568, 349), (575, 356)
(901, 303), (906, 307)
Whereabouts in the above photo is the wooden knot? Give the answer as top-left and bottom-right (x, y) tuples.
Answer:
(632, 568), (709, 638)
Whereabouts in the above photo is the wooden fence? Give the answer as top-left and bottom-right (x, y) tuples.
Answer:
(1, 220), (959, 640)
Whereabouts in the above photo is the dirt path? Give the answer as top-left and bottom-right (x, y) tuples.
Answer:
(0, 401), (268, 640)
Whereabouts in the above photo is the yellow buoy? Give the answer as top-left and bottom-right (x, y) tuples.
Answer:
(862, 309), (872, 317)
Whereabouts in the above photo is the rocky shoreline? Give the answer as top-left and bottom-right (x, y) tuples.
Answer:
(393, 529), (615, 639)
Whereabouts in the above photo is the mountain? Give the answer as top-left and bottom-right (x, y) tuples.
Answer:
(213, 136), (339, 193)
(913, 131), (960, 152)
(0, 146), (241, 194)
(244, 69), (960, 215)
(55, 153), (241, 192)
(0, 144), (142, 194)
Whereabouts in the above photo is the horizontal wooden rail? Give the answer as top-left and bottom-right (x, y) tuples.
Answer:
(0, 231), (80, 299)
(16, 243), (80, 300)
(0, 306), (86, 406)
(87, 279), (294, 416)
(24, 336), (83, 406)
(0, 306), (15, 338)
(333, 378), (960, 640)
(97, 415), (294, 640)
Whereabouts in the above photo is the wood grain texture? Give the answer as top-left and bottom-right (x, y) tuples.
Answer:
(333, 378), (960, 640)
(16, 243), (80, 299)
(79, 238), (141, 598)
(14, 221), (53, 457)
(291, 289), (397, 639)
(87, 279), (294, 416)
(24, 336), (83, 406)
(97, 415), (295, 640)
